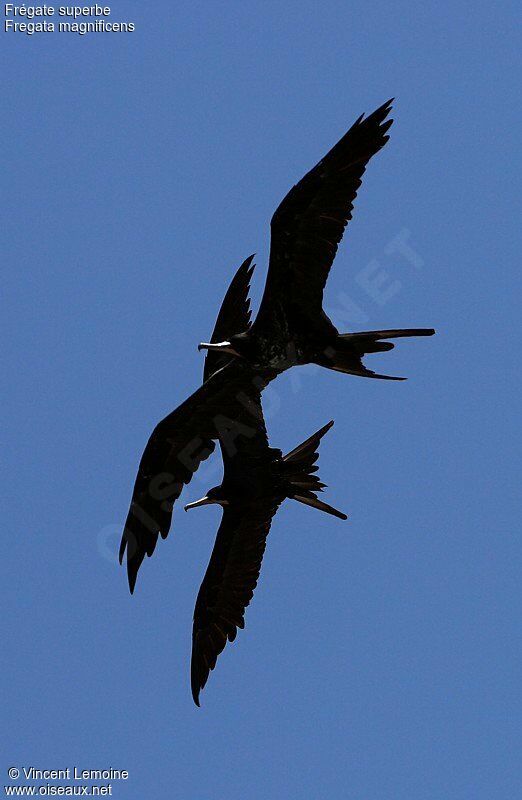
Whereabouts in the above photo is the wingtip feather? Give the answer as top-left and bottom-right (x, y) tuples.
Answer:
(128, 570), (137, 595)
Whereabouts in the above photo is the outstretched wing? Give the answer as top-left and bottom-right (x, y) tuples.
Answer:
(191, 378), (282, 706)
(203, 255), (255, 383)
(119, 361), (275, 593)
(190, 497), (280, 706)
(253, 100), (393, 339)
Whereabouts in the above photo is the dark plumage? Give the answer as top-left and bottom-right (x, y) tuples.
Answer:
(119, 256), (269, 593)
(120, 100), (434, 594)
(185, 419), (346, 706)
(199, 99), (434, 378)
(202, 254), (255, 383)
(120, 256), (346, 707)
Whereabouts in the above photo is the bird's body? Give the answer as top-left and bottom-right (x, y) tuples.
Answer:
(186, 419), (346, 705)
(199, 99), (434, 379)
(213, 323), (434, 379)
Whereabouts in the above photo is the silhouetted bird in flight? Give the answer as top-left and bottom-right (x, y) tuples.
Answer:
(120, 100), (434, 594)
(186, 419), (346, 706)
(199, 99), (434, 379)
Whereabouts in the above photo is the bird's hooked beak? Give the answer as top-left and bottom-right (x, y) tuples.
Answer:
(184, 496), (214, 511)
(198, 340), (241, 357)
(184, 496), (229, 512)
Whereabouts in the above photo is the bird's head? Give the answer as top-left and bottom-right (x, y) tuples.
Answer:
(184, 485), (230, 512)
(198, 331), (253, 360)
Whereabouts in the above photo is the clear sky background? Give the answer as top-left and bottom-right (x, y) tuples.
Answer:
(2, 2), (520, 798)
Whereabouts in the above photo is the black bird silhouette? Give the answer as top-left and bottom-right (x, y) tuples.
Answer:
(120, 101), (434, 592)
(185, 419), (346, 706)
(199, 99), (434, 378)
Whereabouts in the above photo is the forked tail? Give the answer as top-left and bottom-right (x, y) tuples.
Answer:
(281, 421), (347, 520)
(317, 328), (435, 380)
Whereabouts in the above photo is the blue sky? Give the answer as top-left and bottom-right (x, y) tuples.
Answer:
(2, 2), (520, 798)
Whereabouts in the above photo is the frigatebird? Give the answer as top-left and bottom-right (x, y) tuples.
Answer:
(119, 100), (434, 593)
(199, 99), (434, 379)
(185, 419), (346, 706)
